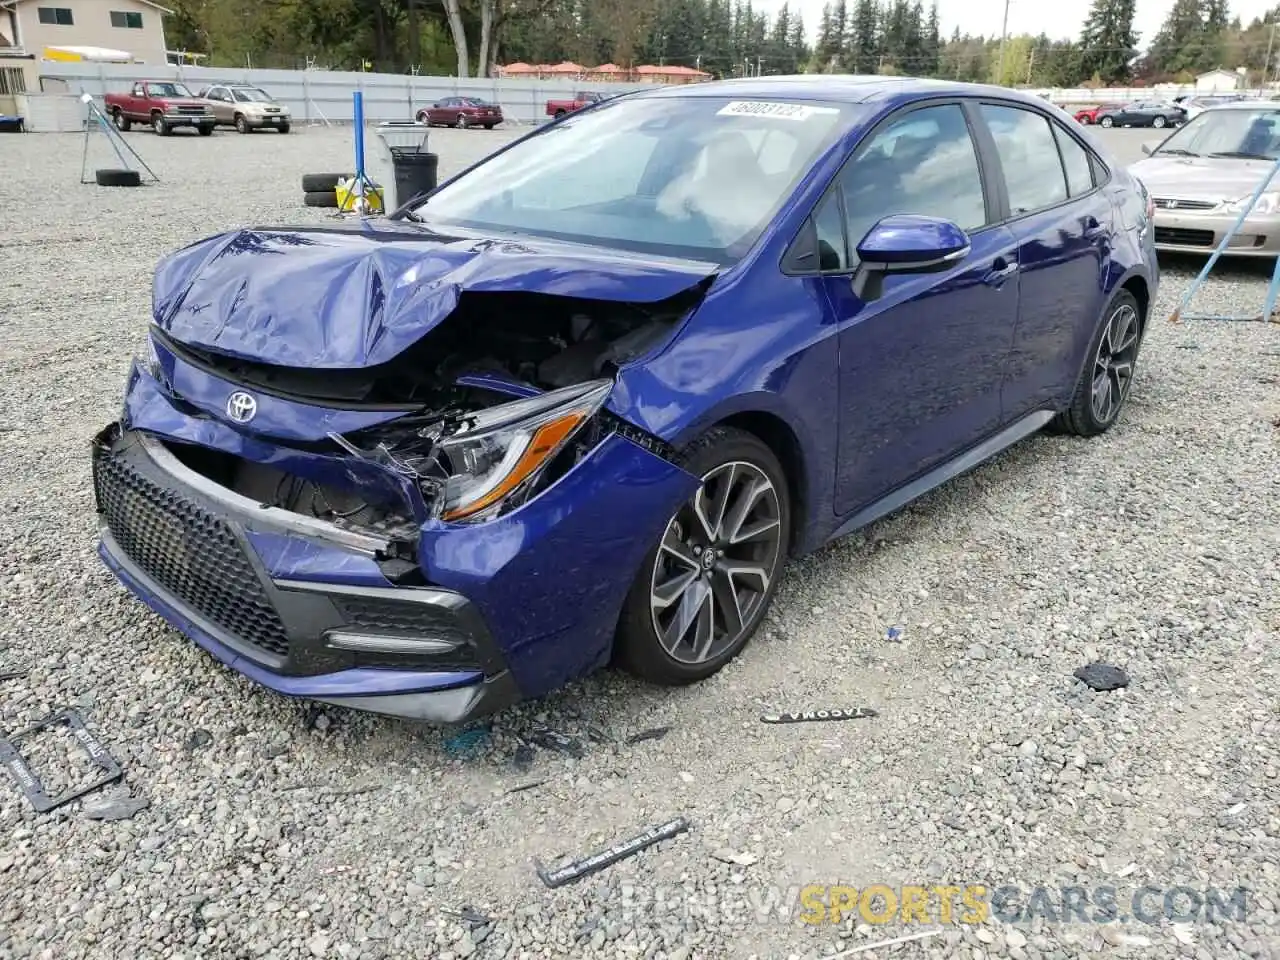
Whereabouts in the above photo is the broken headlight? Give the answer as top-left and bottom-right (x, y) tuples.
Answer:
(135, 325), (162, 380)
(436, 378), (613, 522)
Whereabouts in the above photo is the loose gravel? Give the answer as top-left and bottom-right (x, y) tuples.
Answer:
(0, 124), (1277, 960)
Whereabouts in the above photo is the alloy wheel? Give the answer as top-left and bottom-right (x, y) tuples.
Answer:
(1153, 116), (1166, 128)
(649, 461), (783, 665)
(1091, 303), (1140, 424)
(456, 113), (467, 128)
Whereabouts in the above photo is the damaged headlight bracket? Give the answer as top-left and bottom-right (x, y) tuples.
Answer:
(330, 378), (630, 524)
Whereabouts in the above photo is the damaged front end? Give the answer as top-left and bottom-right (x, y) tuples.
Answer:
(93, 261), (705, 719)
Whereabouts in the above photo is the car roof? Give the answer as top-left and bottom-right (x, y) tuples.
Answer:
(1202, 99), (1275, 110)
(629, 74), (1053, 109)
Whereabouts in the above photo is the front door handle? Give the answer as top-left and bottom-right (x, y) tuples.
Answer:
(982, 257), (1018, 287)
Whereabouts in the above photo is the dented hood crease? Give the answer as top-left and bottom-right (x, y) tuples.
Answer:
(152, 222), (719, 369)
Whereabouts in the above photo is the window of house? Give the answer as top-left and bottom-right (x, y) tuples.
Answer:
(110, 11), (145, 29)
(0, 66), (27, 96)
(37, 7), (74, 26)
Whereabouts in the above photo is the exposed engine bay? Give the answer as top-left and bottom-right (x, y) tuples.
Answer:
(153, 288), (698, 546)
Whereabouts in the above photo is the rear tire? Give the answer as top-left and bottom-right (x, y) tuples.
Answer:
(1050, 289), (1144, 437)
(455, 113), (468, 128)
(614, 426), (791, 686)
(304, 190), (338, 208)
(1152, 115), (1167, 128)
(301, 173), (349, 192)
(152, 113), (169, 135)
(95, 168), (142, 187)
(1099, 116), (1114, 128)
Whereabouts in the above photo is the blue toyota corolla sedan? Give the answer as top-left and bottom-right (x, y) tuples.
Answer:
(92, 75), (1158, 723)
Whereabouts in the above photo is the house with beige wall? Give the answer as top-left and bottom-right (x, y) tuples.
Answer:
(0, 0), (170, 114)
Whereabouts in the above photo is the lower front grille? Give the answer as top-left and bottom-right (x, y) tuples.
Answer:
(93, 444), (290, 660)
(1154, 226), (1215, 247)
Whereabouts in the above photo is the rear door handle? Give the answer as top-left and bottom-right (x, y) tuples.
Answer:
(982, 257), (1018, 287)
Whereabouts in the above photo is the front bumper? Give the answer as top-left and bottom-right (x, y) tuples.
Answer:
(92, 424), (519, 722)
(244, 113), (290, 127)
(92, 361), (700, 721)
(1152, 211), (1280, 256)
(162, 112), (213, 126)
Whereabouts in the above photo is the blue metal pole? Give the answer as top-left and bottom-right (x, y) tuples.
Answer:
(353, 90), (366, 182)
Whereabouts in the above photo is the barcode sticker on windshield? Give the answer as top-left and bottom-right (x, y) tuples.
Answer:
(716, 100), (839, 121)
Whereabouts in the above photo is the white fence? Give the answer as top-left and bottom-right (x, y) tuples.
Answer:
(14, 59), (1280, 133)
(26, 61), (651, 130)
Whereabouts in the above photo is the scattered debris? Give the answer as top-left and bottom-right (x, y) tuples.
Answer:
(184, 729), (213, 753)
(511, 743), (536, 771)
(885, 625), (905, 643)
(441, 906), (491, 927)
(760, 708), (878, 724)
(1225, 801), (1248, 816)
(1100, 926), (1152, 948)
(443, 726), (492, 759)
(527, 726), (585, 758)
(0, 708), (123, 813)
(678, 771), (695, 783)
(625, 726), (671, 745)
(0, 667), (28, 682)
(506, 779), (546, 794)
(81, 793), (150, 821)
(324, 782), (382, 797)
(1171, 923), (1196, 945)
(534, 817), (691, 889)
(583, 723), (613, 744)
(261, 741), (289, 760)
(301, 706), (331, 731)
(711, 848), (758, 866)
(820, 928), (945, 957)
(1115, 862), (1138, 878)
(1073, 663), (1130, 692)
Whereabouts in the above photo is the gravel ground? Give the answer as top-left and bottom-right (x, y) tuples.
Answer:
(0, 123), (1277, 960)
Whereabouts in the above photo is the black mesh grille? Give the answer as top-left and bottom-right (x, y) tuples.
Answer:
(93, 445), (290, 660)
(333, 596), (473, 646)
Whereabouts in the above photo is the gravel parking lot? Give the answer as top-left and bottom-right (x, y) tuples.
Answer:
(1, 122), (1278, 960)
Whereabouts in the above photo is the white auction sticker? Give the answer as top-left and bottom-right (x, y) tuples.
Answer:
(716, 100), (840, 121)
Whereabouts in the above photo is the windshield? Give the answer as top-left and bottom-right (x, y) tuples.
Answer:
(233, 87), (274, 103)
(414, 95), (856, 262)
(150, 82), (193, 98)
(1154, 107), (1280, 159)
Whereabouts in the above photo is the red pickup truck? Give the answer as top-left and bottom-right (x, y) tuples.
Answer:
(545, 91), (605, 119)
(104, 80), (215, 136)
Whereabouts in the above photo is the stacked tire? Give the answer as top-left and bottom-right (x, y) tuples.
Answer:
(301, 172), (350, 208)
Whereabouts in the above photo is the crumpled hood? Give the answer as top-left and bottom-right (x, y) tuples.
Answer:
(1128, 155), (1280, 204)
(152, 220), (719, 369)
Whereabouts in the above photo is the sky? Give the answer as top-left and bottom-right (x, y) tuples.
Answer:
(759, 0), (1277, 49)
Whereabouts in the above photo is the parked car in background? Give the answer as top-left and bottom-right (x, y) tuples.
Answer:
(196, 84), (291, 134)
(1095, 100), (1187, 129)
(1074, 102), (1123, 125)
(94, 75), (1157, 724)
(416, 97), (503, 129)
(1131, 100), (1280, 256)
(546, 91), (604, 118)
(104, 81), (214, 136)
(1179, 94), (1254, 121)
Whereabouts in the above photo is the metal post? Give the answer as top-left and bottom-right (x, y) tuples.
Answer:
(996, 0), (1011, 85)
(1264, 22), (1277, 96)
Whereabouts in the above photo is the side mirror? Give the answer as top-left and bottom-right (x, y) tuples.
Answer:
(852, 215), (970, 301)
(1141, 140), (1159, 156)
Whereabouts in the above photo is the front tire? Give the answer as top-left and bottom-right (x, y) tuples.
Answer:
(152, 113), (168, 135)
(1051, 289), (1144, 437)
(235, 114), (251, 134)
(615, 427), (791, 685)
(113, 109), (131, 132)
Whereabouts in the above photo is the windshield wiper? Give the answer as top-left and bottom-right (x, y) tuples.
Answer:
(1157, 148), (1199, 156)
(1208, 151), (1274, 160)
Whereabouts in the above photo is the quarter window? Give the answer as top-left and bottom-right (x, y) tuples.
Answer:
(840, 103), (988, 259)
(1053, 124), (1096, 196)
(980, 104), (1069, 215)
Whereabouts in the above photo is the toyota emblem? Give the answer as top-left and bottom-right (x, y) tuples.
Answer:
(225, 391), (258, 424)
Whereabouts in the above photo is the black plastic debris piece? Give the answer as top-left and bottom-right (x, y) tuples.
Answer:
(0, 708), (123, 813)
(1074, 663), (1130, 692)
(760, 707), (878, 724)
(534, 817), (691, 889)
(511, 743), (536, 772)
(528, 727), (585, 758)
(184, 729), (214, 753)
(443, 725), (491, 758)
(81, 794), (150, 821)
(583, 724), (613, 745)
(0, 668), (28, 682)
(442, 905), (491, 927)
(625, 726), (671, 745)
(506, 779), (546, 794)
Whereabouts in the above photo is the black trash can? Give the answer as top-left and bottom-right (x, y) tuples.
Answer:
(392, 149), (439, 204)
